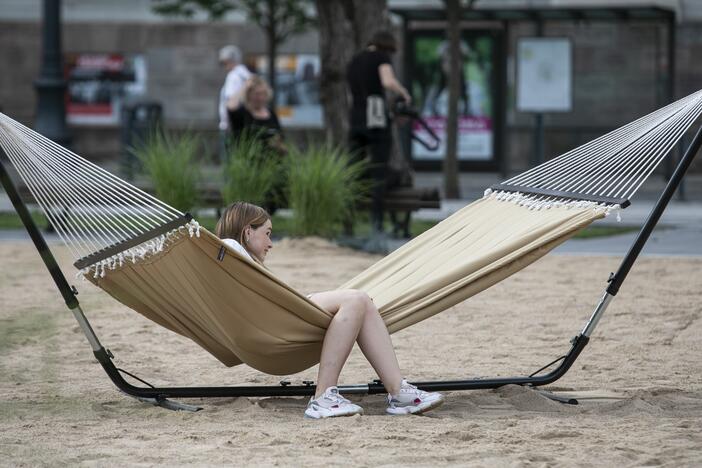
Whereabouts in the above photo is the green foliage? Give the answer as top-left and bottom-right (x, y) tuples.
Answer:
(134, 130), (201, 212)
(152, 0), (235, 20)
(221, 130), (282, 207)
(287, 144), (369, 238)
(238, 0), (315, 43)
(151, 0), (315, 40)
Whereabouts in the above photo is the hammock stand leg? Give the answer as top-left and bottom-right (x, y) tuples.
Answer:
(2, 120), (701, 408)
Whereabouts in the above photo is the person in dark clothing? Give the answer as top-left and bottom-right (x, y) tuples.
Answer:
(228, 76), (285, 154)
(346, 30), (411, 235)
(227, 76), (287, 214)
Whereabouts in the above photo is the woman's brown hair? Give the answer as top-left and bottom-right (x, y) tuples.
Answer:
(368, 30), (397, 53)
(215, 201), (270, 258)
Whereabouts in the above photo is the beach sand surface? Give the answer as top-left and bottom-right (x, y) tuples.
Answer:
(1, 238), (701, 467)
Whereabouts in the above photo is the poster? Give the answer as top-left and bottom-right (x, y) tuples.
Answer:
(248, 54), (322, 127)
(517, 37), (572, 112)
(65, 53), (147, 125)
(410, 32), (495, 161)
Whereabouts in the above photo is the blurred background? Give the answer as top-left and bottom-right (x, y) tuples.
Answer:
(1, 0), (701, 200)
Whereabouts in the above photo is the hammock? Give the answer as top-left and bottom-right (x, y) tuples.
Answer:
(1, 90), (701, 377)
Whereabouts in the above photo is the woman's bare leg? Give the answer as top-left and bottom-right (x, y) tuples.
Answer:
(311, 291), (366, 397)
(356, 302), (402, 395)
(308, 290), (402, 398)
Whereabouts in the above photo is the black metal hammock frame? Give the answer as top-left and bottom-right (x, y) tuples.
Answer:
(1, 96), (702, 411)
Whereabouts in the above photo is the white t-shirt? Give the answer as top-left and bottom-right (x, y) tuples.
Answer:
(219, 64), (252, 130)
(221, 238), (254, 262)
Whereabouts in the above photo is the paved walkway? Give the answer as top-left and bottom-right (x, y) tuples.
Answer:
(411, 198), (702, 257)
(2, 172), (701, 256)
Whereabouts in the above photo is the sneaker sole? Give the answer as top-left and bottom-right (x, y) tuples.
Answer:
(386, 397), (444, 416)
(304, 408), (364, 419)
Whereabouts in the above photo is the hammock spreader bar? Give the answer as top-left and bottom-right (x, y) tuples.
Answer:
(488, 183), (631, 208)
(2, 115), (701, 410)
(73, 213), (193, 269)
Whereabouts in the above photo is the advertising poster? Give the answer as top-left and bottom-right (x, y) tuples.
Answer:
(517, 37), (572, 112)
(65, 53), (147, 125)
(248, 54), (322, 127)
(410, 32), (495, 161)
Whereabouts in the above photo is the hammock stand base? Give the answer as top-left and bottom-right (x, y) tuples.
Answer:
(2, 121), (701, 411)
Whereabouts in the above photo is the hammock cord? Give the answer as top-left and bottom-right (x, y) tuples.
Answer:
(0, 113), (187, 265)
(503, 90), (702, 201)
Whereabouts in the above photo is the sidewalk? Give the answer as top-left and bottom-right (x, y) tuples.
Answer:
(2, 171), (701, 255)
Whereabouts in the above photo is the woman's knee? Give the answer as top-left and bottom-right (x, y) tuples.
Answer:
(340, 290), (371, 318)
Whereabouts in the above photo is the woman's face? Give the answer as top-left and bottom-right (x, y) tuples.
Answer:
(245, 219), (273, 263)
(249, 86), (269, 110)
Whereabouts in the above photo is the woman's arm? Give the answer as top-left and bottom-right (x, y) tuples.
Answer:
(226, 75), (253, 111)
(378, 64), (411, 103)
(228, 106), (248, 140)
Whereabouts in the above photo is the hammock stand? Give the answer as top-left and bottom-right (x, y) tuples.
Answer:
(2, 115), (701, 411)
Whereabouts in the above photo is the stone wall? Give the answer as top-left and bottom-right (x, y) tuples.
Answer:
(504, 19), (695, 174)
(0, 21), (319, 160)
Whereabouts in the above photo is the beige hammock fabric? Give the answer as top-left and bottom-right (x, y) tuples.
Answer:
(86, 195), (606, 375)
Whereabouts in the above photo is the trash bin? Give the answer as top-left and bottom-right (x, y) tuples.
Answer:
(121, 100), (162, 180)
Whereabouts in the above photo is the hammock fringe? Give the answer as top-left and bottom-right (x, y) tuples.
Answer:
(77, 220), (201, 280)
(483, 189), (622, 220)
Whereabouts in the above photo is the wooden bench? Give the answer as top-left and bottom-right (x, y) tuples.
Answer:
(359, 186), (441, 238)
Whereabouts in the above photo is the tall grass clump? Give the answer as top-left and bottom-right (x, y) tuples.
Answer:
(222, 130), (282, 207)
(135, 130), (201, 212)
(287, 144), (368, 237)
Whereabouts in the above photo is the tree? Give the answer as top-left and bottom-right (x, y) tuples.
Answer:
(237, 0), (315, 102)
(441, 0), (475, 199)
(443, 0), (461, 199)
(314, 0), (390, 144)
(152, 0), (315, 103)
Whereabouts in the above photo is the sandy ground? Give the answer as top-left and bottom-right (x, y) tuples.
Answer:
(1, 238), (701, 467)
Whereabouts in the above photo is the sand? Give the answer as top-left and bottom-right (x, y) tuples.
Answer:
(0, 238), (701, 467)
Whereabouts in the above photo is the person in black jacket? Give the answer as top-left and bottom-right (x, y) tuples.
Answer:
(228, 76), (285, 154)
(347, 30), (411, 235)
(228, 76), (287, 213)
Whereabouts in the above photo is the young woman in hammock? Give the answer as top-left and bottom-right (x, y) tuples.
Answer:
(216, 201), (444, 419)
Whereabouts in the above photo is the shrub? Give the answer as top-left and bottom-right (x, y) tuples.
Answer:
(135, 130), (201, 212)
(287, 144), (368, 237)
(221, 130), (282, 208)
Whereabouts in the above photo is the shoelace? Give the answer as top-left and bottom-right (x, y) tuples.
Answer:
(400, 383), (430, 399)
(323, 390), (351, 406)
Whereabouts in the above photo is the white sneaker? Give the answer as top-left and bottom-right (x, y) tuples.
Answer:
(304, 386), (364, 419)
(386, 379), (444, 415)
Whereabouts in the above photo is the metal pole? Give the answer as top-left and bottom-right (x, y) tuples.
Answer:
(667, 13), (685, 200)
(0, 151), (77, 309)
(533, 18), (544, 167)
(34, 0), (71, 147)
(608, 121), (702, 296)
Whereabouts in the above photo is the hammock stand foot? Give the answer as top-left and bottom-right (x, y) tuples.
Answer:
(130, 394), (203, 412)
(532, 389), (578, 405)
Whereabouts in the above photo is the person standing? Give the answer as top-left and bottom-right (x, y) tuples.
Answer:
(346, 30), (411, 238)
(218, 45), (252, 164)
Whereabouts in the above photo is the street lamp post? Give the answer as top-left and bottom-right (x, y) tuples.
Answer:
(34, 0), (71, 146)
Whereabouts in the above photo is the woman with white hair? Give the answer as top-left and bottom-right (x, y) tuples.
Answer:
(218, 44), (252, 162)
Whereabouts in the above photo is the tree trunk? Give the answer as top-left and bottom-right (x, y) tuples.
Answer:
(315, 0), (389, 146)
(267, 0), (277, 106)
(443, 0), (461, 199)
(315, 0), (354, 144)
(349, 0), (390, 49)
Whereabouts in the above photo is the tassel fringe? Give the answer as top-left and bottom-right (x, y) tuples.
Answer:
(77, 220), (201, 280)
(483, 189), (622, 219)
